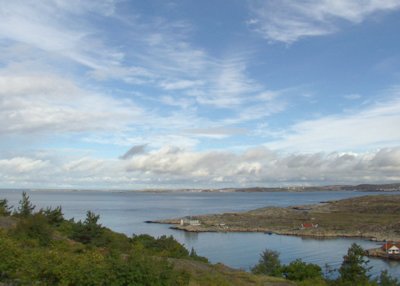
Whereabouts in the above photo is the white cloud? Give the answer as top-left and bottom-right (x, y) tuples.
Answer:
(266, 95), (400, 152)
(184, 127), (248, 139)
(0, 157), (48, 173)
(0, 74), (142, 134)
(125, 146), (400, 186)
(249, 0), (400, 43)
(160, 80), (204, 91)
(0, 1), (152, 84)
(1, 146), (399, 188)
(0, 0), (286, 120)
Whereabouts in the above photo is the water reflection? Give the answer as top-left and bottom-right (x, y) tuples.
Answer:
(183, 231), (198, 244)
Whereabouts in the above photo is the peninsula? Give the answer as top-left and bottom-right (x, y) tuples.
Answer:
(154, 195), (400, 242)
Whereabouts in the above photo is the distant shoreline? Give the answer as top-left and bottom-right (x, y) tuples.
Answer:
(1, 182), (399, 193)
(152, 194), (400, 242)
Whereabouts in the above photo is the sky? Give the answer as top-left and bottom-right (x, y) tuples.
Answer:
(1, 0), (400, 189)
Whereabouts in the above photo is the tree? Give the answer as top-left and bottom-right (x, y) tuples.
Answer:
(282, 259), (322, 281)
(16, 192), (35, 217)
(251, 249), (282, 276)
(70, 210), (105, 245)
(189, 247), (209, 263)
(338, 243), (371, 285)
(379, 270), (400, 286)
(0, 199), (12, 216)
(42, 206), (64, 226)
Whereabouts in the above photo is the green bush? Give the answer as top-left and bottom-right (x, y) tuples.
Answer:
(0, 199), (12, 216)
(282, 259), (322, 281)
(132, 234), (190, 258)
(378, 270), (400, 286)
(41, 206), (64, 226)
(189, 247), (209, 263)
(70, 211), (108, 246)
(0, 232), (21, 281)
(13, 213), (53, 246)
(251, 249), (282, 276)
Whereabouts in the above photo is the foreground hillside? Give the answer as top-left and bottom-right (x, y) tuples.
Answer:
(161, 195), (400, 241)
(0, 193), (293, 286)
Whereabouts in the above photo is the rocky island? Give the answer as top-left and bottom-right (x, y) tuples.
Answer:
(154, 195), (400, 242)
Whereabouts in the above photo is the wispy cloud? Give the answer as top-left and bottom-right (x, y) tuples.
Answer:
(0, 1), (153, 84)
(184, 127), (248, 139)
(266, 93), (400, 152)
(0, 74), (142, 134)
(249, 0), (400, 43)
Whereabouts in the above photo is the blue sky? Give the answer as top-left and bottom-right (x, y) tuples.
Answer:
(1, 0), (400, 189)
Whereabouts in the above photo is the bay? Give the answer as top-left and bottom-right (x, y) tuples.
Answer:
(1, 189), (399, 278)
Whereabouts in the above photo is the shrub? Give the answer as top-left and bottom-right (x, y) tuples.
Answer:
(70, 211), (107, 246)
(0, 232), (21, 281)
(190, 247), (209, 263)
(379, 270), (400, 286)
(132, 234), (190, 258)
(251, 249), (282, 276)
(0, 199), (12, 216)
(13, 213), (53, 246)
(42, 206), (64, 226)
(282, 259), (322, 281)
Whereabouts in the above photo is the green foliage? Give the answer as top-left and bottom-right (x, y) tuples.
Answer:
(132, 234), (189, 258)
(296, 277), (329, 286)
(0, 232), (21, 281)
(16, 191), (35, 217)
(251, 249), (282, 276)
(282, 259), (322, 281)
(0, 229), (190, 286)
(338, 243), (371, 286)
(42, 206), (64, 226)
(190, 247), (209, 263)
(0, 199), (12, 216)
(13, 213), (53, 246)
(105, 251), (189, 286)
(379, 270), (400, 286)
(70, 210), (107, 246)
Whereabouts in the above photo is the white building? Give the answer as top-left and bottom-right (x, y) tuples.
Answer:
(387, 245), (400, 255)
(382, 242), (400, 255)
(180, 217), (201, 226)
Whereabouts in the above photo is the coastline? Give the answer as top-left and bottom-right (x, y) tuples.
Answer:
(149, 194), (400, 243)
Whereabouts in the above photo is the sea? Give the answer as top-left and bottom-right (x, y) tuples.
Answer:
(1, 189), (399, 279)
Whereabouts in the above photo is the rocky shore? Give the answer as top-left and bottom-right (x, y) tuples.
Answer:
(366, 247), (400, 261)
(150, 195), (400, 242)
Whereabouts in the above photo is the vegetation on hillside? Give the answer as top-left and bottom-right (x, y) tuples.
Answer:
(251, 243), (400, 286)
(0, 192), (293, 286)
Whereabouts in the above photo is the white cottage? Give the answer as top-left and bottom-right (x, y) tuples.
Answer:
(382, 242), (400, 255)
(387, 245), (400, 255)
(180, 217), (201, 226)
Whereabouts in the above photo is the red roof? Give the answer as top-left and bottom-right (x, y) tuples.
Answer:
(381, 242), (400, 250)
(301, 223), (314, 228)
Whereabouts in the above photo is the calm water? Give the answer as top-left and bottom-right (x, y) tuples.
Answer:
(1, 189), (399, 278)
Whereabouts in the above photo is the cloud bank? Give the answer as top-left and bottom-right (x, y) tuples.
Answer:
(249, 0), (400, 43)
(1, 146), (399, 189)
